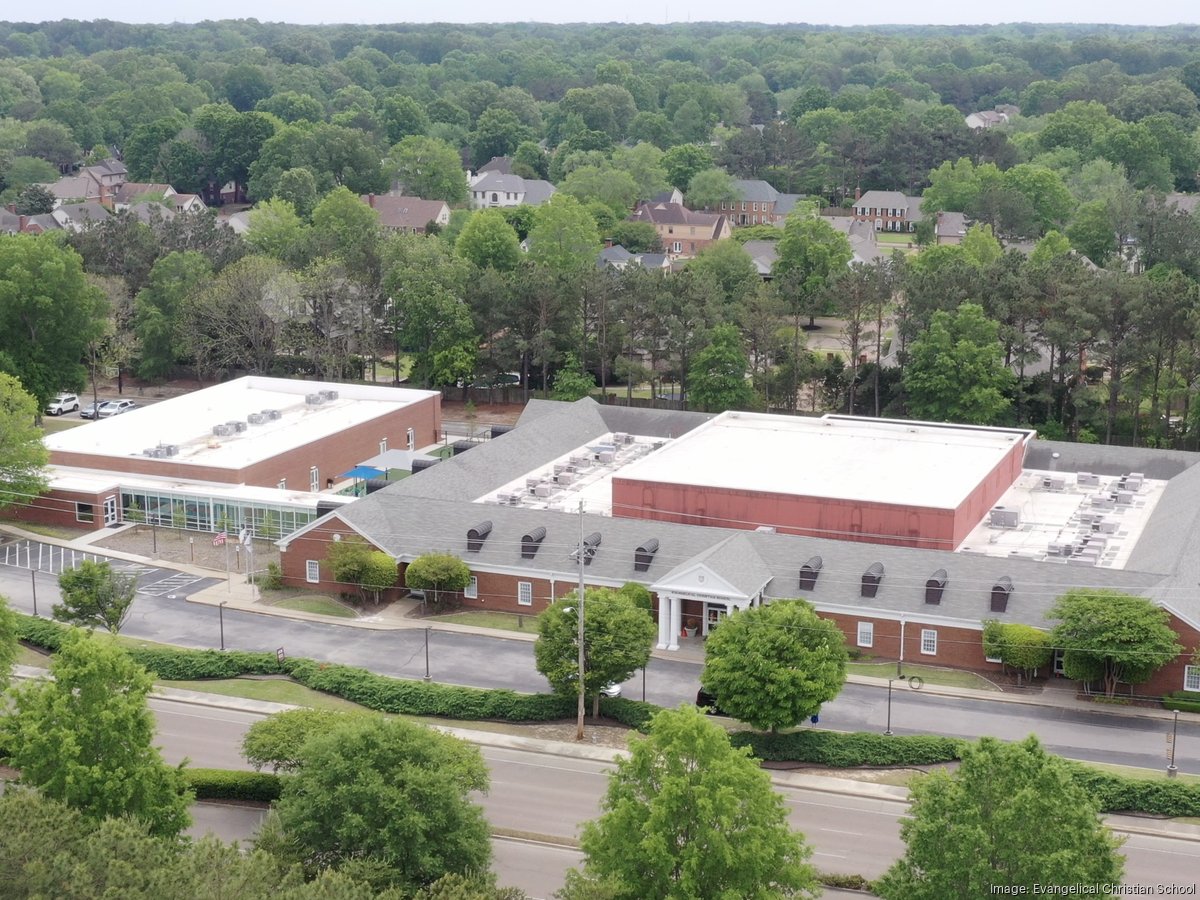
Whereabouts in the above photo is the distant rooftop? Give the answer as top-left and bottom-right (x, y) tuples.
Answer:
(613, 412), (1034, 511)
(45, 376), (439, 472)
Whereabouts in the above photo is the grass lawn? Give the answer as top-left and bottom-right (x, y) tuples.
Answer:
(875, 232), (915, 245)
(40, 417), (88, 434)
(271, 595), (358, 618)
(155, 677), (366, 711)
(16, 643), (52, 668)
(847, 660), (1000, 691)
(1081, 760), (1200, 787)
(431, 610), (540, 634)
(3, 522), (89, 540)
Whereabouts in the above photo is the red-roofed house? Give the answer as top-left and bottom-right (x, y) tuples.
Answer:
(362, 194), (451, 234)
(627, 202), (732, 259)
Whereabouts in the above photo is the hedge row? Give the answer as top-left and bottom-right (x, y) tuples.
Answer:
(183, 768), (282, 803)
(731, 730), (966, 767)
(1163, 691), (1200, 714)
(1067, 764), (1200, 818)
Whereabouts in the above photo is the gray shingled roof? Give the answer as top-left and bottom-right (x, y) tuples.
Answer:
(289, 400), (1200, 633)
(732, 179), (780, 203)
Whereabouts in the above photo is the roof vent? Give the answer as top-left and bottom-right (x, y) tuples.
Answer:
(578, 532), (602, 565)
(159, 443), (179, 457)
(467, 520), (493, 553)
(452, 440), (475, 456)
(798, 556), (822, 591)
(490, 424), (513, 439)
(925, 569), (948, 604)
(521, 526), (547, 559)
(990, 576), (1014, 613)
(634, 538), (659, 572)
(411, 457), (439, 474)
(861, 562), (884, 598)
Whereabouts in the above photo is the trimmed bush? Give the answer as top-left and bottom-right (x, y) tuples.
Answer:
(598, 696), (658, 731)
(17, 615), (72, 651)
(1163, 691), (1200, 714)
(130, 648), (283, 680)
(732, 730), (965, 767)
(184, 768), (282, 802)
(1066, 763), (1200, 818)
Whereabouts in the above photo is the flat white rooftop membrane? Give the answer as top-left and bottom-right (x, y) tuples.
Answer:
(613, 412), (1032, 510)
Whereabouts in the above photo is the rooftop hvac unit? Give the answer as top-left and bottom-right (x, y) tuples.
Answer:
(556, 472), (574, 485)
(553, 463), (570, 475)
(569, 455), (589, 468)
(598, 451), (615, 464)
(247, 412), (267, 425)
(755, 525), (776, 534)
(1115, 490), (1134, 505)
(613, 432), (631, 444)
(212, 424), (234, 437)
(526, 477), (541, 493)
(305, 393), (324, 406)
(320, 389), (339, 401)
(534, 483), (554, 498)
(160, 444), (179, 457)
(262, 408), (282, 420)
(1041, 475), (1065, 491)
(989, 506), (1020, 528)
(226, 420), (248, 433)
(143, 447), (160, 458)
(1077, 472), (1100, 486)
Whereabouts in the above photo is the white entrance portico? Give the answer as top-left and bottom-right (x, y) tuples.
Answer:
(651, 534), (773, 650)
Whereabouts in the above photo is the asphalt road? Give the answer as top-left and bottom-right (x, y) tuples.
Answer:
(154, 700), (1200, 896)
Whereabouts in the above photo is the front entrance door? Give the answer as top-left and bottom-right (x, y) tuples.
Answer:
(1053, 649), (1065, 676)
(704, 605), (727, 635)
(103, 496), (118, 526)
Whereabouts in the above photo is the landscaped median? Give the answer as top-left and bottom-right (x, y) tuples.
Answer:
(12, 612), (1200, 819)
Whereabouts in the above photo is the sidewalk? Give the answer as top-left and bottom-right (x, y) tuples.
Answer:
(5, 522), (1197, 725)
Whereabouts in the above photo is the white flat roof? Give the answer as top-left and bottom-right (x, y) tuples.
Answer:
(47, 465), (347, 508)
(614, 412), (1033, 510)
(44, 377), (439, 472)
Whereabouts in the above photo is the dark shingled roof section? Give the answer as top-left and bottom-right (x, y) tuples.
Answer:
(293, 401), (1200, 632)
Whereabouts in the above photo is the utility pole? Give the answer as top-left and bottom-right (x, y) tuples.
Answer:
(576, 500), (586, 742)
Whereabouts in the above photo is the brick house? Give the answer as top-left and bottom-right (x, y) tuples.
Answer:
(710, 179), (802, 226)
(851, 190), (924, 232)
(362, 194), (451, 234)
(627, 202), (732, 259)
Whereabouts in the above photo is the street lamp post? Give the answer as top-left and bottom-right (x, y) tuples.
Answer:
(219, 601), (227, 651)
(424, 626), (432, 682)
(885, 675), (906, 736)
(1168, 709), (1180, 777)
(576, 501), (586, 742)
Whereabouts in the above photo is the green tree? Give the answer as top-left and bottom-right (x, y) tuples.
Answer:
(876, 736), (1124, 900)
(685, 239), (759, 310)
(0, 373), (48, 509)
(14, 182), (55, 214)
(661, 143), (713, 192)
(685, 167), (737, 209)
(456, 208), (522, 272)
(526, 194), (601, 273)
(535, 589), (655, 718)
(134, 250), (212, 381)
(686, 323), (755, 413)
(560, 164), (639, 218)
(243, 708), (366, 773)
(2, 629), (192, 836)
(54, 560), (138, 634)
(470, 107), (534, 166)
(564, 705), (818, 900)
(1001, 164), (1074, 234)
(609, 220), (661, 253)
(359, 551), (398, 606)
(274, 166), (320, 219)
(0, 234), (105, 407)
(1067, 201), (1117, 266)
(389, 135), (468, 204)
(550, 353), (596, 401)
(0, 595), (17, 692)
(1048, 589), (1182, 697)
(903, 302), (1015, 425)
(701, 599), (847, 731)
(982, 620), (1054, 683)
(246, 198), (312, 266)
(380, 93), (431, 144)
(404, 552), (472, 610)
(271, 717), (491, 891)
(959, 223), (1002, 268)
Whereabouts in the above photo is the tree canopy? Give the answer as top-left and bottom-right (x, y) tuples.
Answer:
(0, 373), (48, 510)
(876, 736), (1124, 899)
(54, 560), (138, 634)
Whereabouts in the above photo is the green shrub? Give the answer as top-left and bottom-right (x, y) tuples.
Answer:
(183, 768), (282, 802)
(17, 615), (72, 651)
(256, 561), (284, 591)
(1163, 691), (1200, 714)
(820, 872), (874, 890)
(1066, 763), (1200, 818)
(732, 730), (965, 767)
(598, 696), (657, 731)
(130, 647), (283, 680)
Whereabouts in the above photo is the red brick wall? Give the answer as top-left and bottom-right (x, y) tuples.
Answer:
(821, 611), (1001, 673)
(2, 487), (115, 530)
(49, 394), (441, 492)
(1141, 612), (1200, 696)
(952, 438), (1027, 548)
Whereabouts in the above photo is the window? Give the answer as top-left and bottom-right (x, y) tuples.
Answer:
(407, 427), (415, 451)
(310, 466), (319, 492)
(277, 479), (286, 490)
(306, 560), (320, 583)
(752, 202), (758, 211)
(1186, 665), (1200, 692)
(464, 576), (478, 599)
(741, 201), (747, 210)
(920, 629), (938, 656)
(517, 581), (532, 606)
(491, 192), (498, 202)
(76, 502), (95, 523)
(379, 438), (388, 454)
(857, 621), (874, 648)
(672, 241), (682, 253)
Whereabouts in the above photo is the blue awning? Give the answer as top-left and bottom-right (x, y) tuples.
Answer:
(339, 466), (386, 480)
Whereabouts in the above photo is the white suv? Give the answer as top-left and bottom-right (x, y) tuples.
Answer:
(45, 392), (80, 416)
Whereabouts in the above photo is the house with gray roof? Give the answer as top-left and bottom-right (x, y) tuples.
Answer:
(706, 178), (803, 226)
(852, 190), (924, 233)
(469, 171), (556, 209)
(278, 397), (1200, 695)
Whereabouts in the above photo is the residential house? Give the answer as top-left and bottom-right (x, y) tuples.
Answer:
(477, 156), (514, 175)
(361, 194), (451, 234)
(650, 188), (685, 205)
(851, 190), (923, 233)
(627, 201), (732, 259)
(0, 209), (57, 234)
(711, 179), (802, 226)
(50, 200), (111, 232)
(965, 110), (1009, 130)
(173, 193), (206, 214)
(40, 158), (128, 204)
(468, 171), (556, 208)
(597, 244), (672, 272)
(936, 211), (968, 245)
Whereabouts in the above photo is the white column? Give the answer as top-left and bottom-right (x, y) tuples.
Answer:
(668, 595), (682, 651)
(656, 593), (672, 650)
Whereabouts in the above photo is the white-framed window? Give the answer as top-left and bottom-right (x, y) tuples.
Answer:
(379, 438), (387, 454)
(1185, 665), (1200, 692)
(856, 621), (874, 648)
(407, 427), (415, 451)
(306, 560), (320, 583)
(310, 466), (319, 492)
(464, 575), (478, 599)
(277, 478), (286, 490)
(75, 502), (95, 523)
(672, 241), (682, 253)
(517, 581), (532, 606)
(920, 629), (938, 656)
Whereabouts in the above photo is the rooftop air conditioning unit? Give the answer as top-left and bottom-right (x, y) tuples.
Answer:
(226, 420), (248, 433)
(143, 447), (159, 458)
(262, 408), (282, 420)
(598, 451), (615, 464)
(534, 483), (554, 498)
(247, 412), (267, 425)
(989, 506), (1020, 528)
(305, 393), (324, 406)
(160, 444), (179, 457)
(556, 472), (574, 485)
(320, 389), (339, 401)
(212, 424), (234, 437)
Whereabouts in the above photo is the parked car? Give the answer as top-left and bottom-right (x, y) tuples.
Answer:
(695, 689), (726, 716)
(45, 392), (80, 416)
(601, 682), (622, 698)
(79, 400), (105, 419)
(96, 399), (137, 418)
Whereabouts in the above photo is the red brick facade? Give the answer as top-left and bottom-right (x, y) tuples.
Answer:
(4, 486), (118, 530)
